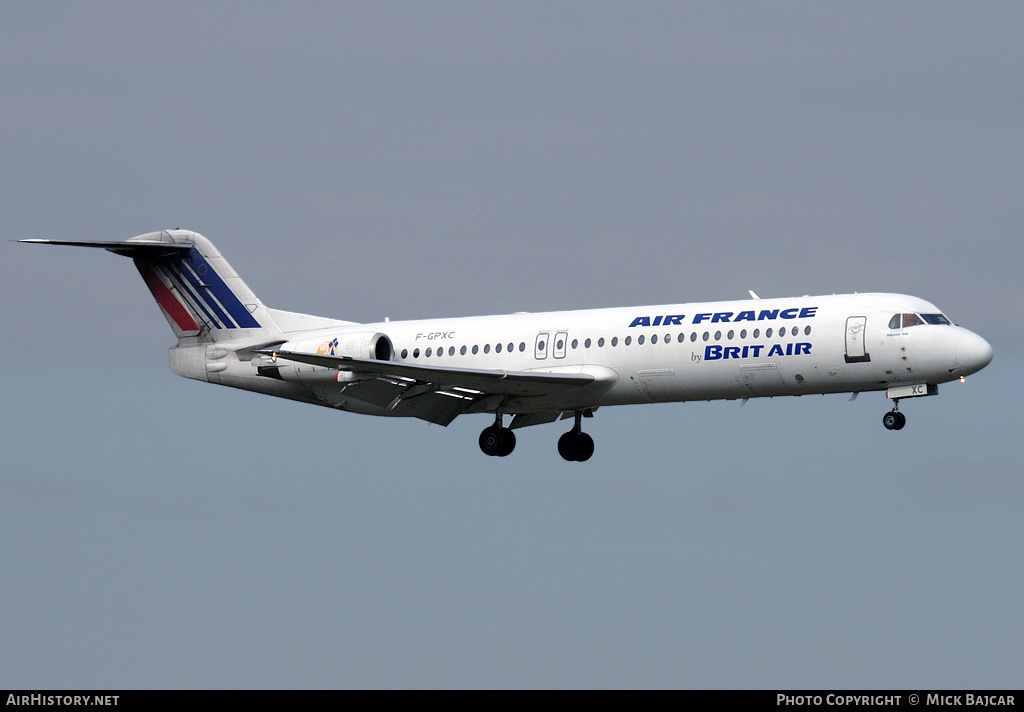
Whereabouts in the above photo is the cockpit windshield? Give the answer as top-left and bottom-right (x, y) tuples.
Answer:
(888, 312), (950, 329)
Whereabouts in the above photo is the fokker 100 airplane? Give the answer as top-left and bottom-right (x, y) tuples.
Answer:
(22, 230), (993, 461)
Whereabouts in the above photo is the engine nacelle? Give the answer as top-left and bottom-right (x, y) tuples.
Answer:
(270, 331), (393, 383)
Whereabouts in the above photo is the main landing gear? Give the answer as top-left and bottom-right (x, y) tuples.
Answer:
(557, 411), (595, 462)
(479, 412), (516, 457)
(882, 400), (907, 431)
(479, 410), (596, 461)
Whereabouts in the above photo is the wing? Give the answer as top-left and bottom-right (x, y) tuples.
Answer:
(260, 350), (617, 426)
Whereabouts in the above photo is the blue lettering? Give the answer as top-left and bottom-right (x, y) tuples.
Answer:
(798, 306), (818, 319)
(703, 341), (809, 361)
(628, 316), (651, 328)
(780, 308), (799, 319)
(712, 312), (733, 323)
(652, 316), (663, 327)
(758, 309), (780, 320)
(693, 313), (712, 324)
(734, 310), (755, 322)
(664, 315), (685, 325)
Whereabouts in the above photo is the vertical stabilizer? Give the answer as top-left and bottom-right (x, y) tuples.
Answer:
(129, 230), (277, 341)
(20, 230), (283, 342)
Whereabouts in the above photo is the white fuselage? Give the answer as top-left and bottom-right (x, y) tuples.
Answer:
(201, 292), (991, 418)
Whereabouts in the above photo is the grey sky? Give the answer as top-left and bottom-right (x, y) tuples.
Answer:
(2, 2), (1021, 688)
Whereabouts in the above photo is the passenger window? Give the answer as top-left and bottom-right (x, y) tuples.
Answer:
(677, 333), (685, 343)
(449, 346), (456, 356)
(651, 334), (658, 344)
(611, 337), (618, 346)
(740, 329), (747, 339)
(625, 336), (632, 346)
(413, 348), (420, 358)
(401, 349), (408, 359)
(484, 344), (490, 354)
(571, 339), (578, 349)
(690, 333), (697, 342)
(426, 348), (432, 357)
(460, 346), (467, 355)
(496, 343), (502, 353)
(753, 329), (759, 338)
(519, 342), (526, 352)
(702, 332), (709, 341)
(714, 331), (721, 340)
(804, 326), (811, 335)
(792, 326), (798, 336)
(727, 330), (734, 340)
(585, 338), (592, 348)
(766, 328), (773, 338)
(638, 335), (645, 345)
(598, 337), (605, 347)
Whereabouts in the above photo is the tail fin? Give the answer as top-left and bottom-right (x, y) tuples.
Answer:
(21, 230), (279, 342)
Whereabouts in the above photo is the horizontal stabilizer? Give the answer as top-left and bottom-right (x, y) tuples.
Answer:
(18, 239), (193, 258)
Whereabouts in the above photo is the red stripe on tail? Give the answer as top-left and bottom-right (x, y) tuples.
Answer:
(135, 262), (201, 333)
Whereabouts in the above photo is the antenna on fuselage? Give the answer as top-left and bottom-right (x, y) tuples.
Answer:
(748, 290), (760, 300)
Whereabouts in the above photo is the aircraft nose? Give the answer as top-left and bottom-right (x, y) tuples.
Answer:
(955, 331), (993, 374)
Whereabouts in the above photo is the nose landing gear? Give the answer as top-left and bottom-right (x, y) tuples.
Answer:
(882, 401), (907, 430)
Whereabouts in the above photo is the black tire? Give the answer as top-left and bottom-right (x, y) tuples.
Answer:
(479, 426), (503, 456)
(894, 412), (907, 430)
(497, 428), (516, 456)
(557, 432), (577, 461)
(882, 412), (899, 430)
(574, 432), (595, 462)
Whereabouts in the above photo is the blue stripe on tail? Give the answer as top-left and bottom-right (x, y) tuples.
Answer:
(176, 249), (261, 329)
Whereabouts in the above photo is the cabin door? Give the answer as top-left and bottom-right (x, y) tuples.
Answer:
(534, 332), (549, 360)
(844, 316), (871, 363)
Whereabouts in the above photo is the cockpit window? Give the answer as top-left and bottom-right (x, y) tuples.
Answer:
(902, 313), (924, 327)
(921, 313), (951, 325)
(888, 314), (901, 330)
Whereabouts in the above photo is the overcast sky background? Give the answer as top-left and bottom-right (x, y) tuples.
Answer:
(2, 2), (1022, 689)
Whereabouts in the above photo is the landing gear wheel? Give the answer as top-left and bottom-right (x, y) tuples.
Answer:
(558, 432), (577, 461)
(574, 432), (595, 462)
(558, 431), (595, 462)
(480, 426), (516, 456)
(497, 427), (516, 456)
(882, 411), (907, 431)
